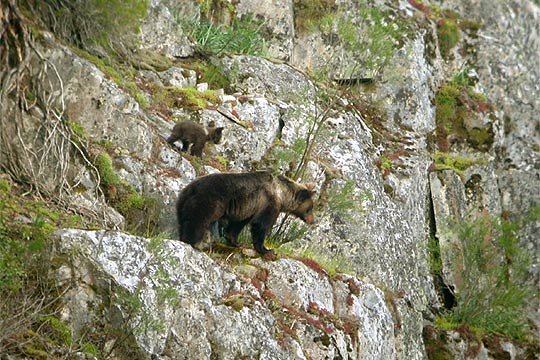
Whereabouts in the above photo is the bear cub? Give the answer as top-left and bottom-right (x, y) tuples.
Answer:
(176, 171), (316, 255)
(167, 120), (224, 157)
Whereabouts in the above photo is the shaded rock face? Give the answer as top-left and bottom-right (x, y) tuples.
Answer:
(138, 0), (197, 58)
(51, 229), (396, 360)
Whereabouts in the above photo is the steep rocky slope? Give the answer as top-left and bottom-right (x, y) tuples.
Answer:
(0, 0), (538, 359)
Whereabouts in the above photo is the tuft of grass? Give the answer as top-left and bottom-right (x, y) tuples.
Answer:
(292, 0), (337, 34)
(327, 180), (366, 220)
(277, 243), (353, 276)
(180, 13), (267, 56)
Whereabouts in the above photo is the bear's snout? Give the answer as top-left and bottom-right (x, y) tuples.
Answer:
(303, 213), (315, 225)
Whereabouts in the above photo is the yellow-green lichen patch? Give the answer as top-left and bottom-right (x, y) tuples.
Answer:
(431, 152), (486, 179)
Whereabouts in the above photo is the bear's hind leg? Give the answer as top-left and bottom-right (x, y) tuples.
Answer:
(224, 219), (251, 247)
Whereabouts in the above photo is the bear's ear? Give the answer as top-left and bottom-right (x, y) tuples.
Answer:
(301, 183), (316, 196)
(296, 189), (313, 201)
(207, 120), (216, 128)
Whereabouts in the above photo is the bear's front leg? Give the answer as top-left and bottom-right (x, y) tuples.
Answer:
(250, 207), (279, 255)
(180, 220), (208, 247)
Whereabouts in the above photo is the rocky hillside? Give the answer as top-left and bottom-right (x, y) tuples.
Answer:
(0, 0), (539, 359)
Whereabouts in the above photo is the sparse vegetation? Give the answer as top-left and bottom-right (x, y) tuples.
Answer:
(0, 179), (99, 357)
(437, 212), (535, 341)
(359, 5), (410, 71)
(74, 49), (149, 108)
(94, 152), (160, 236)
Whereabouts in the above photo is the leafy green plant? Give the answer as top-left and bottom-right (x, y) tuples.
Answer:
(438, 213), (534, 341)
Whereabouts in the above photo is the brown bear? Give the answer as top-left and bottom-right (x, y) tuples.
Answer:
(176, 171), (316, 255)
(167, 120), (224, 157)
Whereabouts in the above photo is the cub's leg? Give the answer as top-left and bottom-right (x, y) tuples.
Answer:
(167, 133), (180, 145)
(190, 142), (204, 157)
(181, 141), (190, 152)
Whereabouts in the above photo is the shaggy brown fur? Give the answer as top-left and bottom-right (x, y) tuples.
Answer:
(176, 171), (316, 254)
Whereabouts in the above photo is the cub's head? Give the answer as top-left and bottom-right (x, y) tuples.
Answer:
(279, 176), (316, 224)
(206, 121), (224, 144)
